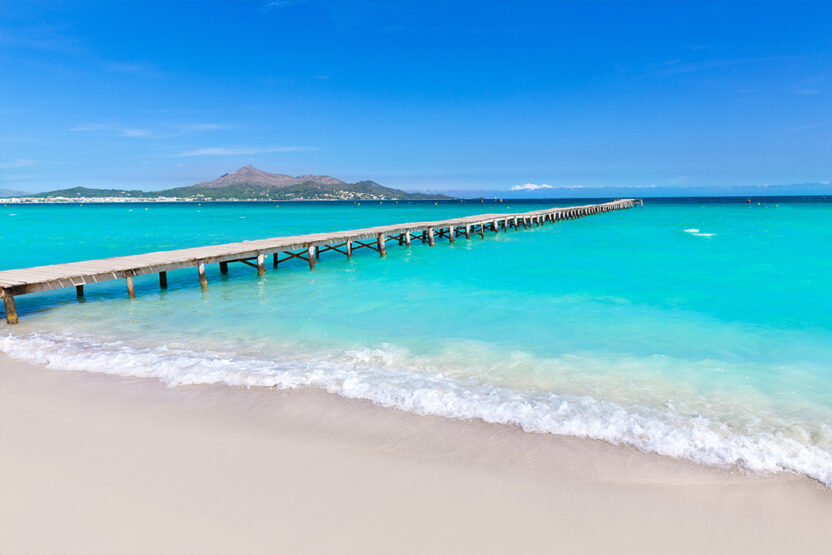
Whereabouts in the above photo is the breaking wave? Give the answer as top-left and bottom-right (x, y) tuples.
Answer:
(1, 330), (830, 487)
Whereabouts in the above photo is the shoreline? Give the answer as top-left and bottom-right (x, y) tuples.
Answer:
(2, 353), (831, 553)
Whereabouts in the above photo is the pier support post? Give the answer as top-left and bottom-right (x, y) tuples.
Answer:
(347, 239), (353, 257)
(198, 262), (207, 288)
(3, 292), (19, 325)
(160, 271), (167, 289)
(377, 233), (387, 256)
(257, 254), (266, 276)
(428, 228), (435, 247)
(126, 275), (136, 299)
(492, 220), (498, 233)
(307, 246), (316, 270)
(76, 285), (84, 298)
(273, 253), (279, 268)
(448, 226), (455, 243)
(465, 224), (471, 239)
(220, 261), (228, 274)
(404, 232), (411, 247)
(315, 247), (320, 260)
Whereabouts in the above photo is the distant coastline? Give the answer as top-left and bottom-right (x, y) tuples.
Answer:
(2, 165), (454, 203)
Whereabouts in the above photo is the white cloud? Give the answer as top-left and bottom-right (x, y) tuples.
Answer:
(71, 123), (151, 138)
(261, 0), (304, 11)
(772, 123), (822, 136)
(176, 146), (317, 157)
(70, 123), (112, 132)
(105, 61), (160, 77)
(177, 123), (228, 132)
(70, 121), (228, 138)
(510, 183), (554, 191)
(121, 128), (152, 137)
(0, 158), (35, 169)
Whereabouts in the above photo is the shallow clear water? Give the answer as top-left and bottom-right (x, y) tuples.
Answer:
(2, 198), (831, 485)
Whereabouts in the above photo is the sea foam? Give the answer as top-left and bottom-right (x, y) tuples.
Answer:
(684, 228), (716, 237)
(2, 331), (830, 487)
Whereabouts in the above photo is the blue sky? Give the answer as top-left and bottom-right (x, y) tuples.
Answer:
(1, 0), (829, 195)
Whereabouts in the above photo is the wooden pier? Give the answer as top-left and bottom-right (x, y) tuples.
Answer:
(0, 199), (641, 323)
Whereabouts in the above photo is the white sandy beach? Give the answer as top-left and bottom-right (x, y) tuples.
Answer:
(1, 353), (831, 554)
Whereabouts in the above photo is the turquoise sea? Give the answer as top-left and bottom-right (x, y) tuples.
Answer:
(2, 198), (831, 486)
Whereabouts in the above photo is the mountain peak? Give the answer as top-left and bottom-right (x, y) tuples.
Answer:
(191, 166), (347, 190)
(229, 164), (266, 177)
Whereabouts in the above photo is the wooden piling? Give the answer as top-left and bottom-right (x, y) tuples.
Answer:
(220, 261), (229, 274)
(347, 239), (353, 257)
(377, 233), (387, 256)
(448, 226), (455, 243)
(160, 271), (168, 288)
(273, 253), (279, 268)
(198, 262), (207, 288)
(428, 228), (435, 247)
(308, 246), (316, 269)
(465, 224), (471, 239)
(76, 284), (84, 298)
(257, 254), (266, 276)
(404, 231), (411, 247)
(3, 292), (18, 325)
(126, 275), (136, 299)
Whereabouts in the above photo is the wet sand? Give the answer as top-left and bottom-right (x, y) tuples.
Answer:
(2, 354), (831, 554)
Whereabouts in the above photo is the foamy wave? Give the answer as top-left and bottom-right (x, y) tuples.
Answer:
(2, 332), (831, 487)
(684, 228), (716, 237)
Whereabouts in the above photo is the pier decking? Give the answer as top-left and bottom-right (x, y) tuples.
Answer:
(1, 199), (641, 323)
